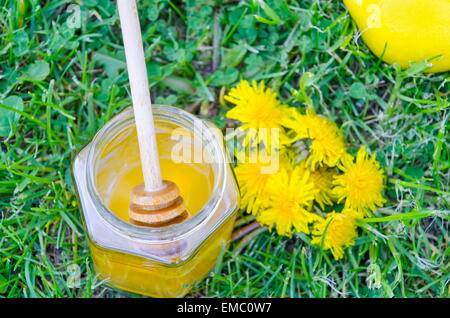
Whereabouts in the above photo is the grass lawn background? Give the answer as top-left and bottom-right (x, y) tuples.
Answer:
(0, 0), (448, 297)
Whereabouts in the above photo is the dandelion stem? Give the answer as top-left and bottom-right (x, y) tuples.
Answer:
(232, 221), (261, 241)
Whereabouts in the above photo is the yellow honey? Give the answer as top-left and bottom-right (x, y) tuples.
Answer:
(107, 146), (214, 222)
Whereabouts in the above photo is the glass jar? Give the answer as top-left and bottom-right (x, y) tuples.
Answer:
(72, 105), (240, 297)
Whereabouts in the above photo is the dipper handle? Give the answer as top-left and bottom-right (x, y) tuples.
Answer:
(117, 0), (189, 227)
(117, 0), (163, 191)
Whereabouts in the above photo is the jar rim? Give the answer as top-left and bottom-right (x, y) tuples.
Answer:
(85, 105), (226, 242)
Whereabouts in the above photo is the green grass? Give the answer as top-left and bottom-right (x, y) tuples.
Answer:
(0, 0), (448, 298)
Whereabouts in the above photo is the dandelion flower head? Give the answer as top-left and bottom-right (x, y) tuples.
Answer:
(235, 150), (290, 215)
(225, 80), (291, 145)
(256, 167), (320, 236)
(297, 162), (336, 209)
(311, 210), (359, 260)
(333, 146), (386, 215)
(285, 111), (347, 169)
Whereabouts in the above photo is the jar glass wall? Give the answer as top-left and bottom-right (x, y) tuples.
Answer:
(72, 105), (240, 297)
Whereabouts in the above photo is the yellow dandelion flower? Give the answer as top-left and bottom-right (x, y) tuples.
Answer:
(235, 150), (290, 215)
(298, 163), (336, 209)
(284, 111), (347, 169)
(256, 167), (320, 236)
(311, 210), (359, 260)
(225, 80), (292, 146)
(235, 161), (273, 216)
(333, 146), (386, 215)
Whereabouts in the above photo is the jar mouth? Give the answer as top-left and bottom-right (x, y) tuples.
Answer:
(85, 105), (226, 242)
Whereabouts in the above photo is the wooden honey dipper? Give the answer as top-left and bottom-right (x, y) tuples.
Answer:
(117, 0), (188, 227)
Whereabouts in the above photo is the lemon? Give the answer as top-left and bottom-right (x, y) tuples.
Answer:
(344, 0), (450, 72)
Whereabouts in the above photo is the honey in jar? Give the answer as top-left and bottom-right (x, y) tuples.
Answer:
(72, 105), (240, 297)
